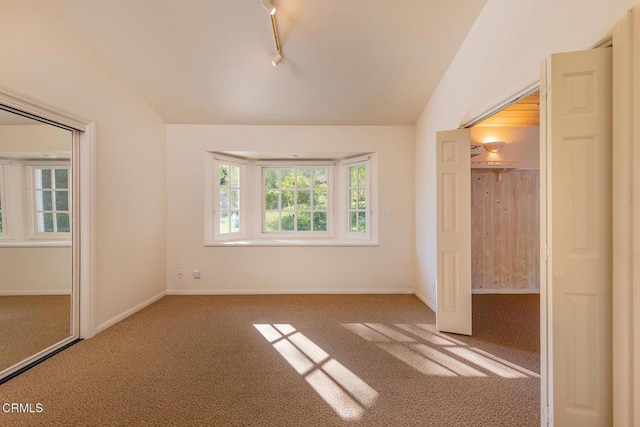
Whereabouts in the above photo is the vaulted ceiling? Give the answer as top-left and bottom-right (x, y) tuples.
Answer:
(54, 0), (487, 125)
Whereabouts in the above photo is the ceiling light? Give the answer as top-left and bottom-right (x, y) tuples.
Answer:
(483, 141), (506, 153)
(262, 0), (276, 15)
(262, 0), (284, 67)
(272, 53), (283, 67)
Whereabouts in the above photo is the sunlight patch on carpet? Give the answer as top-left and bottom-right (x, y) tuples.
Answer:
(343, 323), (538, 379)
(254, 324), (378, 420)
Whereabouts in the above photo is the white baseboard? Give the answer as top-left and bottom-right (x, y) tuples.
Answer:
(167, 288), (414, 296)
(413, 290), (436, 312)
(0, 289), (72, 296)
(472, 288), (540, 294)
(95, 290), (166, 334)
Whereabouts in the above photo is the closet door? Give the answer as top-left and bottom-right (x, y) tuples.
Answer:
(436, 129), (472, 335)
(545, 47), (612, 426)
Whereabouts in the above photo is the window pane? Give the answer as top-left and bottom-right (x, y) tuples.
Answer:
(298, 212), (311, 231)
(297, 190), (310, 209)
(358, 189), (366, 209)
(313, 212), (327, 231)
(0, 192), (2, 209)
(349, 189), (358, 210)
(265, 212), (279, 232)
(0, 212), (3, 233)
(56, 213), (70, 232)
(39, 169), (52, 189)
(56, 191), (69, 211)
(220, 188), (229, 210)
(38, 212), (54, 232)
(349, 166), (358, 187)
(230, 212), (240, 233)
(55, 169), (68, 189)
(265, 169), (279, 189)
(281, 190), (294, 210)
(265, 190), (280, 210)
(358, 211), (367, 233)
(281, 213), (294, 231)
(229, 166), (240, 187)
(220, 211), (229, 234)
(230, 189), (240, 210)
(313, 190), (327, 210)
(313, 169), (327, 188)
(220, 164), (229, 186)
(37, 191), (53, 211)
(281, 169), (294, 188)
(350, 211), (358, 232)
(297, 169), (311, 188)
(358, 164), (366, 186)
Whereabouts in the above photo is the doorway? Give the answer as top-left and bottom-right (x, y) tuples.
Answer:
(468, 92), (542, 371)
(436, 46), (613, 426)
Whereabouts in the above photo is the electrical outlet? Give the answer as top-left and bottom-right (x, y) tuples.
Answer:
(177, 269), (183, 279)
(383, 209), (392, 218)
(192, 269), (201, 279)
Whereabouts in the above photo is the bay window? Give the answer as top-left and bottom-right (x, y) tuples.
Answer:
(205, 153), (377, 246)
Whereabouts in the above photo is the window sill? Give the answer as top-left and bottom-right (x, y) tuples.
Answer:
(205, 238), (379, 247)
(0, 240), (72, 248)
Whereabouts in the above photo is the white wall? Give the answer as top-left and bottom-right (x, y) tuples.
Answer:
(414, 0), (640, 307)
(0, 2), (167, 329)
(0, 248), (71, 295)
(167, 125), (415, 294)
(470, 126), (540, 170)
(0, 125), (71, 154)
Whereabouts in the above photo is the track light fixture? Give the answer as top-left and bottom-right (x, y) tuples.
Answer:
(272, 53), (283, 67)
(262, 0), (283, 67)
(262, 0), (276, 15)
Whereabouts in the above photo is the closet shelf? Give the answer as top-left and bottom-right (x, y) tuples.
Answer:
(470, 144), (484, 157)
(471, 160), (519, 181)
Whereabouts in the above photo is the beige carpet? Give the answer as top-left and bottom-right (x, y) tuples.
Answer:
(0, 296), (71, 372)
(0, 294), (539, 426)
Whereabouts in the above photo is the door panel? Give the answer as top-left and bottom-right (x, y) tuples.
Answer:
(548, 48), (612, 426)
(436, 129), (471, 335)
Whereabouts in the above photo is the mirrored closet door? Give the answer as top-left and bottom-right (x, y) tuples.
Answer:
(0, 106), (78, 382)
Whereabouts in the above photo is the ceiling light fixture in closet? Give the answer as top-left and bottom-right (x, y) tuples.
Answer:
(483, 141), (506, 153)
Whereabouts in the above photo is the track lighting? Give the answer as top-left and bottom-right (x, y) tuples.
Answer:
(261, 0), (284, 66)
(272, 53), (283, 67)
(262, 0), (276, 15)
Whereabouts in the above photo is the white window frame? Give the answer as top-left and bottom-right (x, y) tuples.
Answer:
(342, 157), (372, 241)
(259, 162), (334, 239)
(0, 161), (10, 239)
(204, 152), (378, 246)
(24, 161), (72, 240)
(211, 155), (247, 242)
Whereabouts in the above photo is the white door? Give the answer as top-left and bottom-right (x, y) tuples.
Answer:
(436, 129), (472, 336)
(546, 48), (612, 426)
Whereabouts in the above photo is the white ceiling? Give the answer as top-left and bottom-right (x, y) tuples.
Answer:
(55, 0), (487, 125)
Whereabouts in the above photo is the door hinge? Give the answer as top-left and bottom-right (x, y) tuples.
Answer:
(541, 83), (549, 101)
(543, 245), (550, 260)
